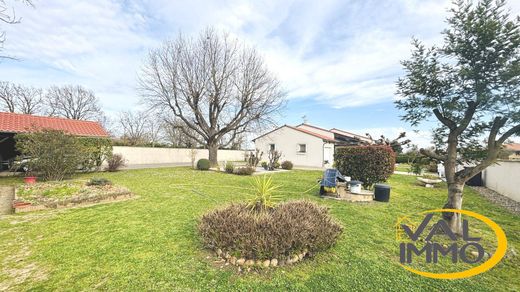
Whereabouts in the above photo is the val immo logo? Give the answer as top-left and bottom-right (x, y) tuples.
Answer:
(396, 209), (507, 279)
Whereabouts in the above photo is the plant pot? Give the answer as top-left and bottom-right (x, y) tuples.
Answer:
(13, 201), (31, 208)
(24, 176), (37, 184)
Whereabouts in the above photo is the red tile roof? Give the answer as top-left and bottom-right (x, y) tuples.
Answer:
(0, 112), (109, 137)
(505, 143), (520, 151)
(286, 125), (337, 142)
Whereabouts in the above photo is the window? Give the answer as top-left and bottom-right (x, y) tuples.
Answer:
(298, 144), (307, 153)
(269, 144), (276, 151)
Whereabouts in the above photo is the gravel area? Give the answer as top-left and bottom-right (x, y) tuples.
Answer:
(470, 186), (520, 215)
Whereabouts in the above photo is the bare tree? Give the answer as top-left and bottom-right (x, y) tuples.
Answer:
(118, 110), (149, 146)
(140, 28), (285, 165)
(0, 81), (15, 111)
(0, 81), (43, 114)
(45, 85), (103, 120)
(14, 84), (42, 114)
(1, 0), (33, 59)
(162, 118), (200, 148)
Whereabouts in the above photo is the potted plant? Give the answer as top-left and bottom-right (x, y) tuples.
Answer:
(23, 166), (37, 184)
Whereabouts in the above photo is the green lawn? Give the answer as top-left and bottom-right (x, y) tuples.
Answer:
(0, 168), (518, 291)
(395, 163), (411, 172)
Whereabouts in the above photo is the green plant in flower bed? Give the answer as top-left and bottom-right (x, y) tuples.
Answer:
(16, 180), (131, 208)
(224, 162), (235, 174)
(248, 175), (281, 212)
(233, 166), (255, 175)
(86, 177), (112, 186)
(17, 182), (82, 202)
(198, 200), (342, 260)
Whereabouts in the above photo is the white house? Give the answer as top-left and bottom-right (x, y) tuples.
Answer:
(253, 123), (372, 168)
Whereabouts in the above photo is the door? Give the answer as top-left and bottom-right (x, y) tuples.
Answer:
(323, 145), (334, 167)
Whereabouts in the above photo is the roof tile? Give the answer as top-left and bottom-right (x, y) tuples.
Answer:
(0, 112), (109, 137)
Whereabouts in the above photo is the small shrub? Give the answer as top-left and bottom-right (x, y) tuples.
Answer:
(247, 176), (281, 212)
(273, 161), (281, 169)
(225, 162), (235, 174)
(261, 161), (268, 170)
(197, 159), (210, 170)
(234, 166), (255, 175)
(105, 154), (126, 172)
(281, 161), (293, 170)
(334, 145), (395, 189)
(198, 200), (343, 260)
(86, 177), (112, 186)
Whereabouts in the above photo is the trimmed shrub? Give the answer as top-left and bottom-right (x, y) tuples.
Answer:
(281, 161), (293, 170)
(197, 159), (210, 170)
(225, 162), (235, 174)
(233, 166), (255, 175)
(105, 154), (126, 172)
(198, 200), (342, 260)
(261, 161), (268, 170)
(334, 145), (395, 189)
(273, 161), (280, 169)
(86, 177), (112, 186)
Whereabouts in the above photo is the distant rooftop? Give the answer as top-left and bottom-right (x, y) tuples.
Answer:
(0, 112), (109, 137)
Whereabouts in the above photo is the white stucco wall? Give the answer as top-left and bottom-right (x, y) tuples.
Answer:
(112, 146), (247, 165)
(482, 160), (520, 202)
(254, 126), (326, 168)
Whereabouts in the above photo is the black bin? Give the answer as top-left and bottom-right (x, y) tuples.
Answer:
(374, 184), (391, 202)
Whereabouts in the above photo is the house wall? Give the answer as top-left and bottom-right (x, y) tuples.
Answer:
(254, 126), (325, 168)
(112, 146), (247, 166)
(482, 160), (520, 202)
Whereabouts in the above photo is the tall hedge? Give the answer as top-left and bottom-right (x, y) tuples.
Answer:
(334, 145), (395, 189)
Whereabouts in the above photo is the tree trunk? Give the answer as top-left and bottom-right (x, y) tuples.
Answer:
(443, 133), (464, 234)
(445, 182), (464, 235)
(208, 142), (218, 167)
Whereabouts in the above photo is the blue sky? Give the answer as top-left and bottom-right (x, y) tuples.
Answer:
(1, 0), (519, 147)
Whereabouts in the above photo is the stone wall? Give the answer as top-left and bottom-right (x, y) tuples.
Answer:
(112, 146), (247, 166)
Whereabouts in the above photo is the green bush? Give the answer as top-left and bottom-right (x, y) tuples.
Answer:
(334, 146), (395, 189)
(197, 159), (210, 170)
(261, 161), (268, 170)
(198, 200), (342, 260)
(273, 161), (281, 169)
(233, 166), (255, 175)
(86, 177), (112, 186)
(396, 154), (410, 164)
(225, 162), (235, 174)
(15, 130), (84, 181)
(281, 161), (293, 170)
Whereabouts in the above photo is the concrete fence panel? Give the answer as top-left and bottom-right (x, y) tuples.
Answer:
(482, 160), (520, 202)
(112, 146), (247, 166)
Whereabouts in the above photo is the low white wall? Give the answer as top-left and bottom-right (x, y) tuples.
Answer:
(482, 160), (520, 202)
(112, 146), (247, 166)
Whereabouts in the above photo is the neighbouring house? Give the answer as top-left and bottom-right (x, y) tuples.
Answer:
(504, 143), (520, 160)
(253, 123), (372, 168)
(0, 112), (109, 170)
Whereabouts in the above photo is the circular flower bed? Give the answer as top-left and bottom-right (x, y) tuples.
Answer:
(198, 200), (342, 268)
